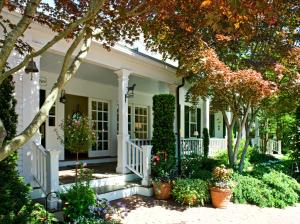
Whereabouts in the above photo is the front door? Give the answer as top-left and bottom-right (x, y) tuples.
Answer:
(89, 98), (110, 157)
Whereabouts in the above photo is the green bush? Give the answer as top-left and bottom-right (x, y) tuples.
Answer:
(203, 128), (209, 158)
(74, 216), (119, 224)
(25, 203), (57, 224)
(63, 168), (96, 221)
(172, 179), (210, 206)
(249, 150), (279, 164)
(0, 75), (34, 223)
(151, 94), (176, 179)
(233, 170), (300, 208)
(181, 154), (220, 179)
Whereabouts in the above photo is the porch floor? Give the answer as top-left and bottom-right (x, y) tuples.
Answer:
(59, 162), (119, 184)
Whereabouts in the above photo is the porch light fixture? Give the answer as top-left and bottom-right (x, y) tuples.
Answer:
(193, 130), (199, 137)
(59, 90), (66, 103)
(24, 58), (39, 80)
(125, 83), (136, 102)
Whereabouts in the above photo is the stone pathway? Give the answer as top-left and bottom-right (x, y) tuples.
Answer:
(111, 196), (300, 224)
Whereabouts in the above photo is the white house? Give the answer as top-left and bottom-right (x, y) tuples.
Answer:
(3, 11), (228, 200)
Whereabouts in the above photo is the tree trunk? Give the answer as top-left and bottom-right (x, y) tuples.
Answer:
(239, 119), (250, 172)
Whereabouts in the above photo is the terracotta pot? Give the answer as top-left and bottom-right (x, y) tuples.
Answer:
(210, 187), (232, 208)
(153, 182), (171, 200)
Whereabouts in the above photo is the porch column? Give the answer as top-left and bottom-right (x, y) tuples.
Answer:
(203, 98), (210, 131)
(254, 116), (260, 148)
(115, 69), (131, 174)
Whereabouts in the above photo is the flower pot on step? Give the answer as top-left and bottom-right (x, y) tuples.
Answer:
(210, 187), (232, 208)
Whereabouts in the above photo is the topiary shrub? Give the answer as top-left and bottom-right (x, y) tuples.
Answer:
(151, 94), (176, 178)
(0, 75), (33, 223)
(172, 179), (210, 206)
(203, 128), (209, 158)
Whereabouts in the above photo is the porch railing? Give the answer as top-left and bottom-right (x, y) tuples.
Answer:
(180, 138), (227, 158)
(180, 138), (203, 156)
(209, 138), (227, 156)
(126, 140), (152, 186)
(32, 141), (60, 196)
(130, 139), (152, 147)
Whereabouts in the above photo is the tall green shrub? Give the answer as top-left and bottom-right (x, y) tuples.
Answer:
(0, 76), (32, 223)
(290, 106), (300, 162)
(203, 128), (209, 158)
(152, 94), (176, 176)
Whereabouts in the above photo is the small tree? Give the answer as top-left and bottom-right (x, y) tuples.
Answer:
(290, 106), (300, 162)
(203, 127), (209, 158)
(151, 94), (176, 179)
(58, 116), (95, 179)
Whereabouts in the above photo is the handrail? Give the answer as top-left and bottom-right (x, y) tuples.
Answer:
(32, 142), (48, 193)
(126, 140), (152, 186)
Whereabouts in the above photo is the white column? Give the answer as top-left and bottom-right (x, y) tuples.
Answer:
(168, 84), (177, 133)
(115, 69), (131, 174)
(203, 98), (210, 130)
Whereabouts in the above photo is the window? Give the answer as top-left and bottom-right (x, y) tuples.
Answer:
(134, 106), (148, 139)
(117, 105), (148, 139)
(184, 106), (201, 138)
(48, 104), (56, 126)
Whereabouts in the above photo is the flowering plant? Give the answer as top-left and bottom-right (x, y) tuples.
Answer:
(210, 165), (234, 189)
(57, 116), (96, 158)
(151, 151), (177, 183)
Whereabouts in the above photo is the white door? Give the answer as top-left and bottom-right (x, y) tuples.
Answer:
(89, 98), (110, 157)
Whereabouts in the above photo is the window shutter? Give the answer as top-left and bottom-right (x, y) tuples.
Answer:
(184, 106), (190, 138)
(209, 114), (215, 137)
(197, 108), (201, 138)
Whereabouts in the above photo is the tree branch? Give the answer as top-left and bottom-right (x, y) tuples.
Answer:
(0, 29), (92, 161)
(0, 0), (105, 85)
(0, 0), (41, 72)
(0, 119), (7, 147)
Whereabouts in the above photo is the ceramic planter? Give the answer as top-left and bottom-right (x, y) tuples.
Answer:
(153, 182), (171, 200)
(210, 187), (232, 208)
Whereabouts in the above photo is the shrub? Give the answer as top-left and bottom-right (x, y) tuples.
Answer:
(249, 150), (279, 164)
(63, 167), (96, 221)
(0, 75), (34, 223)
(74, 216), (119, 224)
(26, 203), (58, 224)
(172, 179), (210, 206)
(181, 154), (220, 179)
(151, 94), (176, 179)
(233, 170), (300, 208)
(203, 128), (209, 158)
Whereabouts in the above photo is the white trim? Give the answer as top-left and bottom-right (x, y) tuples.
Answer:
(59, 157), (117, 167)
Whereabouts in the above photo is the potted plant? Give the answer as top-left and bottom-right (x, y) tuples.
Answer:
(151, 152), (176, 200)
(210, 165), (234, 208)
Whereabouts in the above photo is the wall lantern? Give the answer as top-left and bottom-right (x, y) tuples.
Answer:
(24, 58), (39, 80)
(193, 130), (199, 137)
(125, 84), (136, 102)
(59, 90), (66, 104)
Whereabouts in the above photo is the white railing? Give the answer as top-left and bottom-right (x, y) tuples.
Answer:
(180, 138), (203, 156)
(251, 138), (282, 155)
(130, 139), (152, 147)
(126, 140), (152, 186)
(209, 138), (227, 156)
(32, 141), (60, 196)
(180, 138), (227, 158)
(32, 142), (48, 192)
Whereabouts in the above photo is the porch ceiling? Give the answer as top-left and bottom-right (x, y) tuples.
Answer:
(41, 52), (169, 94)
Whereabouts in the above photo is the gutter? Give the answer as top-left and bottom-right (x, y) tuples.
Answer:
(176, 78), (185, 175)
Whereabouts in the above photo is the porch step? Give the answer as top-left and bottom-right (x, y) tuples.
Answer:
(31, 173), (149, 199)
(95, 181), (153, 201)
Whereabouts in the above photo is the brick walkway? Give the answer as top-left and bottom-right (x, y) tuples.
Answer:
(112, 195), (300, 224)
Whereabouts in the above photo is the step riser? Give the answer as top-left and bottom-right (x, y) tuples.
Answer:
(59, 158), (117, 167)
(98, 186), (153, 201)
(31, 174), (139, 199)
